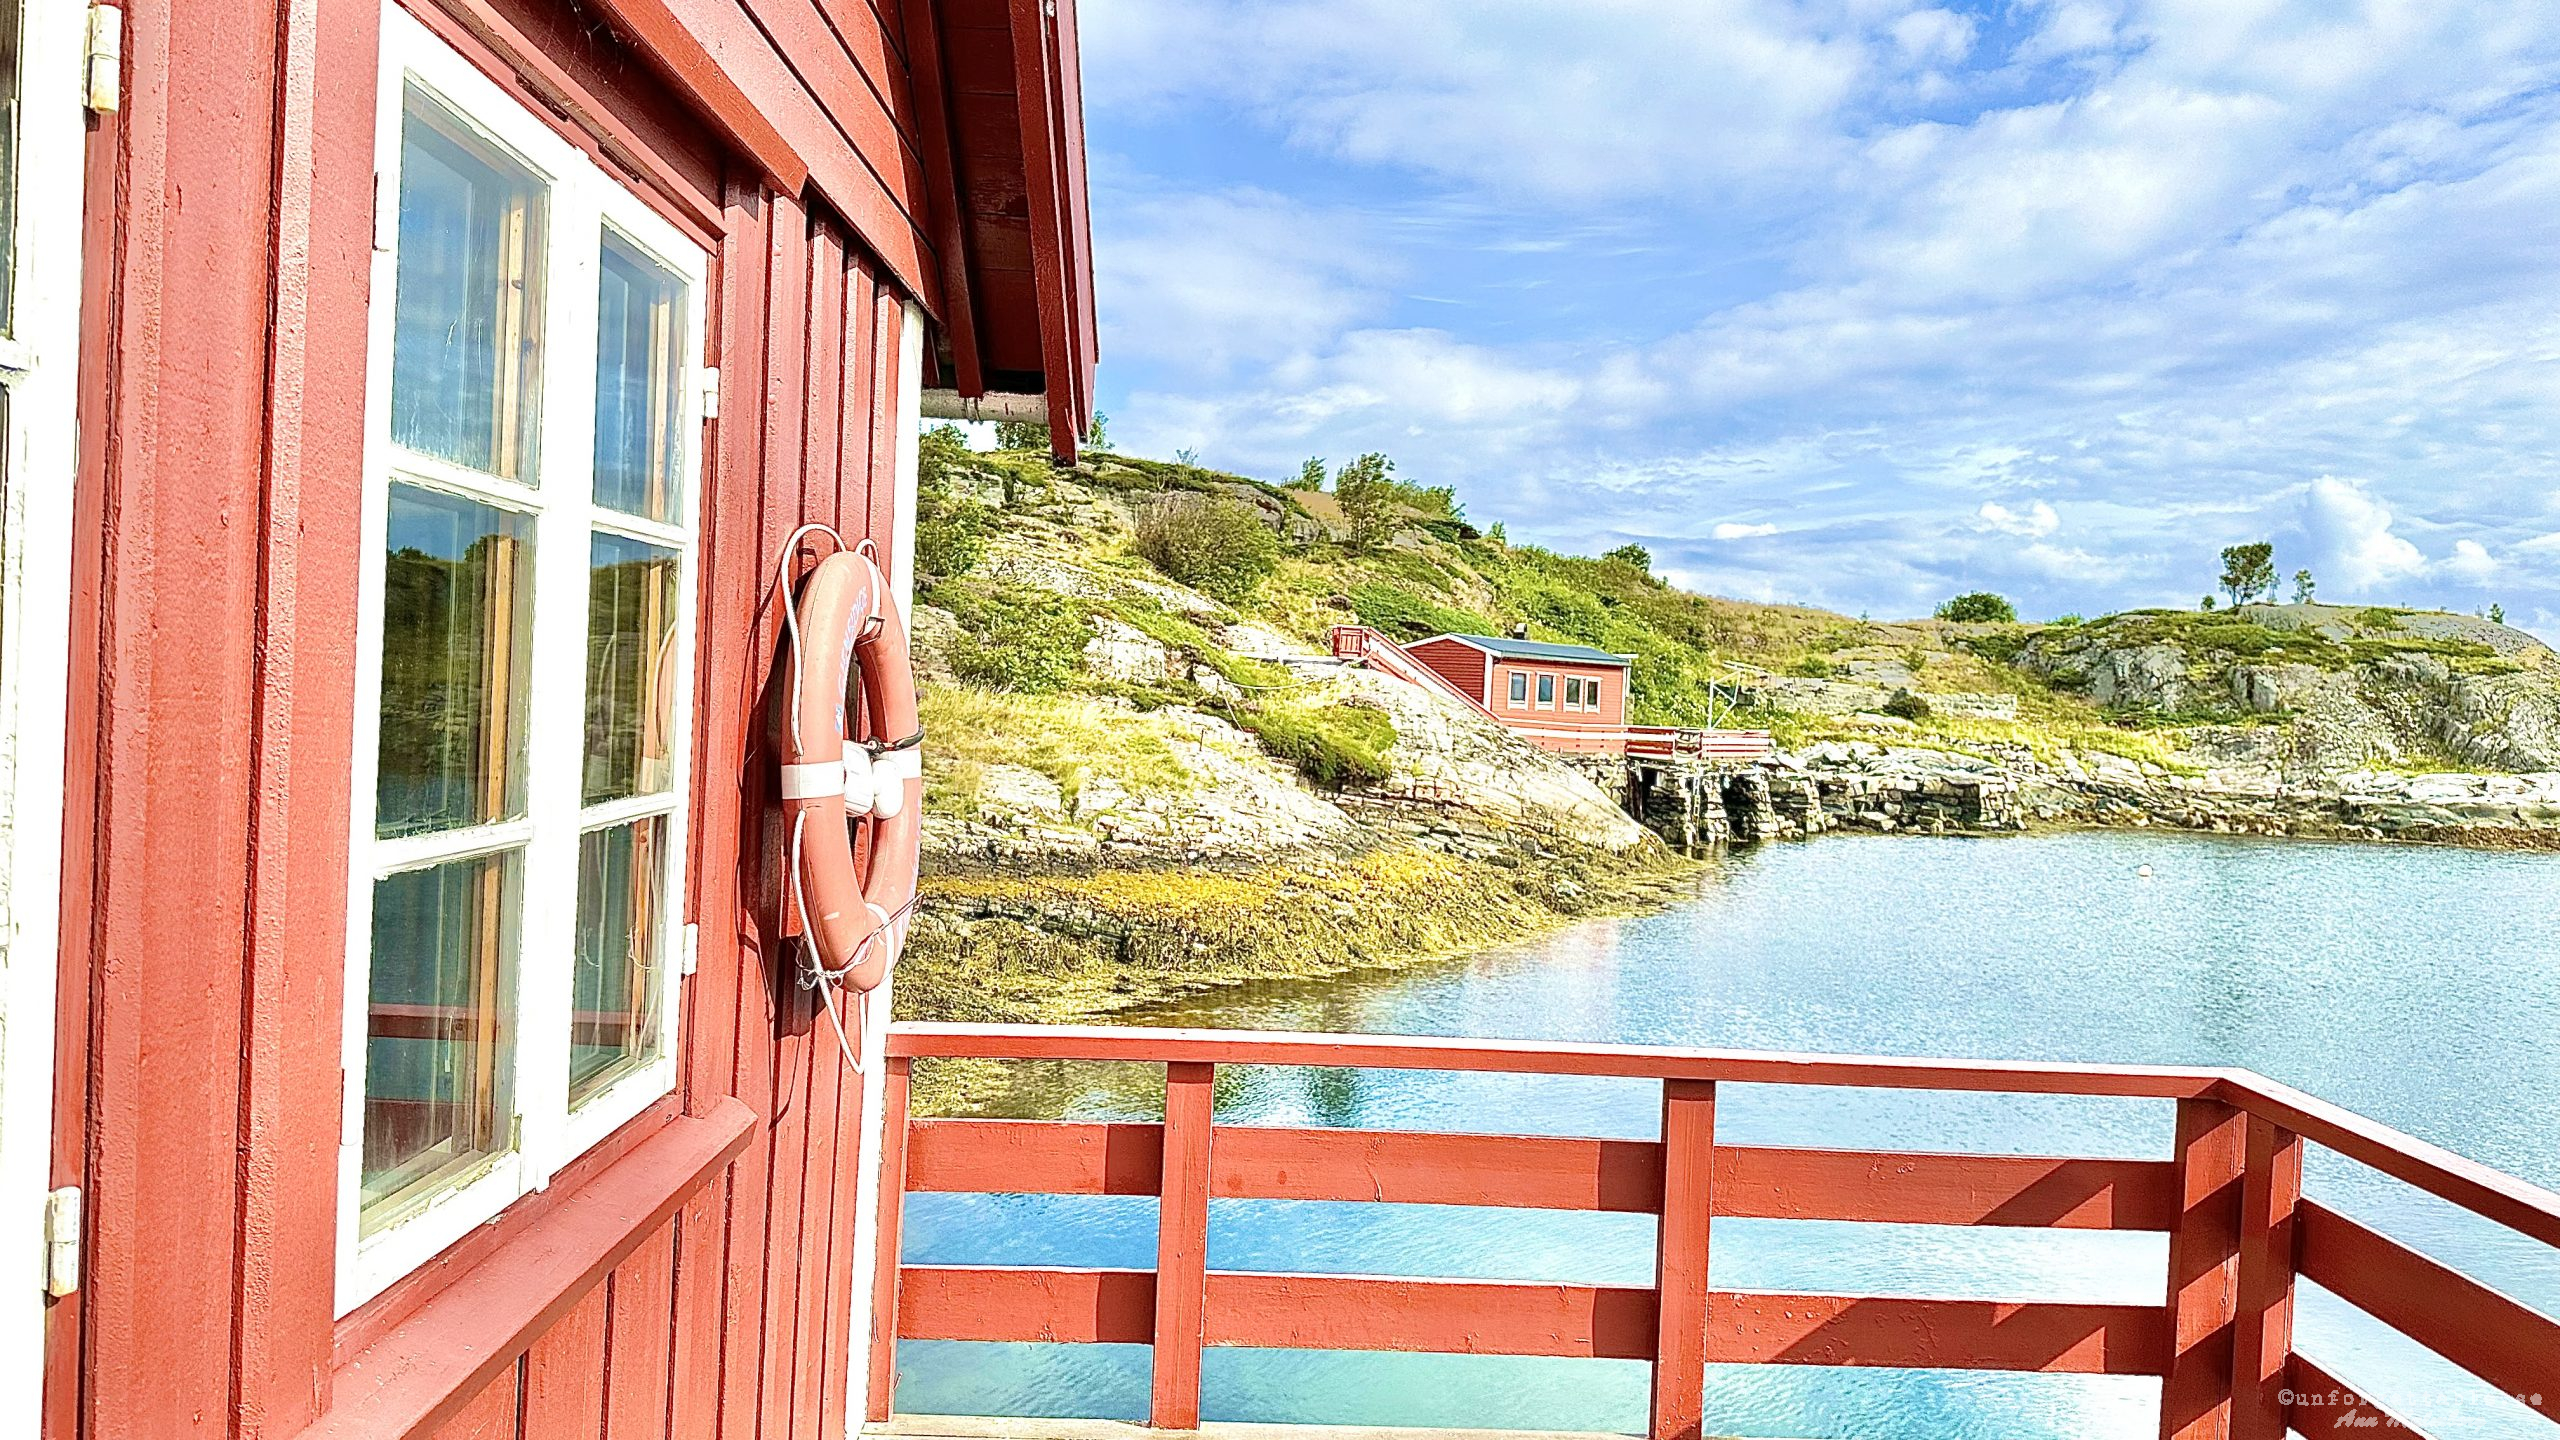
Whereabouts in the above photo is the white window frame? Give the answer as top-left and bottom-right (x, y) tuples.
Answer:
(1535, 672), (1555, 710)
(336, 6), (707, 1315)
(1507, 671), (1527, 708)
(0, 0), (92, 1405)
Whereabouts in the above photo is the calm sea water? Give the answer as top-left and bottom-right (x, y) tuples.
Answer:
(898, 831), (2560, 1438)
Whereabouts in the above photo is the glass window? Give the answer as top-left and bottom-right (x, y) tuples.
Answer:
(1537, 674), (1555, 706)
(1508, 672), (1527, 706)
(361, 850), (521, 1232)
(1565, 677), (1583, 708)
(593, 232), (688, 522)
(346, 9), (705, 1313)
(571, 816), (668, 1106)
(584, 533), (679, 804)
(391, 86), (546, 483)
(376, 485), (534, 837)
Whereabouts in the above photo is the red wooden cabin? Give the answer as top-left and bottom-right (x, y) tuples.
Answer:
(3, 0), (1092, 1436)
(1404, 634), (1634, 755)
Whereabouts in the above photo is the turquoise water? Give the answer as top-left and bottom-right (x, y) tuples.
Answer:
(898, 831), (2560, 1437)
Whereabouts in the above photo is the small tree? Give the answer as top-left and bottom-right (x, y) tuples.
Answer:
(2490, 602), (2508, 625)
(1135, 493), (1280, 602)
(1935, 591), (2018, 624)
(1604, 542), (1652, 571)
(1288, 457), (1327, 491)
(1333, 452), (1399, 551)
(1173, 446), (1201, 468)
(1085, 411), (1113, 452)
(993, 419), (1048, 451)
(2201, 595), (2218, 611)
(2220, 542), (2277, 607)
(2292, 569), (2316, 605)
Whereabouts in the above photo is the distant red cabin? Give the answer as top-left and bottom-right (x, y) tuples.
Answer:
(1404, 634), (1634, 755)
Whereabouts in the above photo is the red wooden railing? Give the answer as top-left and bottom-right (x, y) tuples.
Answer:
(865, 1024), (2560, 1440)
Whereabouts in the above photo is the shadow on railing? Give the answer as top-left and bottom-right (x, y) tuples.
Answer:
(865, 1024), (2560, 1440)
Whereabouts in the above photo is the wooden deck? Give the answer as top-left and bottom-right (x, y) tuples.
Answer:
(873, 1418), (1682, 1440)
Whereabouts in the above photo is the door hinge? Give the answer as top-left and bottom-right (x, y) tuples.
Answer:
(43, 1188), (80, 1298)
(84, 5), (122, 115)
(700, 368), (721, 421)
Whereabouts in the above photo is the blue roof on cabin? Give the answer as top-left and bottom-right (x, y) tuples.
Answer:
(1429, 634), (1632, 667)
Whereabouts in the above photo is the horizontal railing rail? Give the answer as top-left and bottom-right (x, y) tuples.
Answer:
(866, 1023), (2560, 1440)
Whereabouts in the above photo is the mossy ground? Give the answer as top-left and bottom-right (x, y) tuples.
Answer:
(897, 842), (1690, 1026)
(896, 841), (1696, 1111)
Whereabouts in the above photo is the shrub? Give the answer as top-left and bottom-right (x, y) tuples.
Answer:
(1232, 700), (1397, 789)
(935, 578), (1094, 693)
(993, 419), (1048, 451)
(1334, 453), (1400, 551)
(1935, 591), (2018, 624)
(1790, 653), (1835, 678)
(1346, 582), (1492, 641)
(1135, 493), (1279, 602)
(1882, 690), (1933, 721)
(1604, 543), (1652, 571)
(914, 423), (992, 575)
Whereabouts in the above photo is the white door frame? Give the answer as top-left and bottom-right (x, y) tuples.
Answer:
(0, 0), (96, 1430)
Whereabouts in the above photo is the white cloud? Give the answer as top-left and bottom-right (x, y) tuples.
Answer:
(2446, 537), (2499, 581)
(1712, 521), (1782, 540)
(1892, 8), (1976, 66)
(1095, 187), (1394, 374)
(2298, 477), (2428, 593)
(1977, 500), (2062, 537)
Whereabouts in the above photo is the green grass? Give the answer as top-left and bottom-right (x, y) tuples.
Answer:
(919, 683), (1195, 813)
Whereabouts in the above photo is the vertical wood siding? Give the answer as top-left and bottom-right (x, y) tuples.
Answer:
(58, 1), (922, 1436)
(1401, 640), (1491, 704)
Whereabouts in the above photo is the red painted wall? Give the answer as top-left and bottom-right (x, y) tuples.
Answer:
(46, 2), (973, 1437)
(1488, 658), (1629, 756)
(1401, 638), (1492, 704)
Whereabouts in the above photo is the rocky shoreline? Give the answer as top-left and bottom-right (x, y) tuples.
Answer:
(1744, 741), (2560, 850)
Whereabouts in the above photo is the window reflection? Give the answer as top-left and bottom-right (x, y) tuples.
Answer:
(378, 484), (534, 838)
(593, 231), (687, 521)
(571, 817), (666, 1107)
(584, 531), (679, 804)
(391, 85), (546, 482)
(362, 850), (520, 1231)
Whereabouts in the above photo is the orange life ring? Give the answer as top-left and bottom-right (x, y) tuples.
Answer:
(780, 547), (921, 994)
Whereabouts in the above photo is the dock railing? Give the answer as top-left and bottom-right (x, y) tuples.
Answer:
(866, 1023), (2560, 1440)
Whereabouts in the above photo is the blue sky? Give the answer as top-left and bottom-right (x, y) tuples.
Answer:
(1072, 0), (2560, 633)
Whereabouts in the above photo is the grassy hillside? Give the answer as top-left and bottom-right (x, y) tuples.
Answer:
(912, 431), (2560, 784)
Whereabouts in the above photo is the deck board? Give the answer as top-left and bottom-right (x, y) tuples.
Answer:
(871, 1419), (1754, 1440)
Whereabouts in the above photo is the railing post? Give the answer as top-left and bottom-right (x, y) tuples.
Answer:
(1153, 1061), (1216, 1428)
(1649, 1079), (1718, 1440)
(2231, 1116), (2302, 1440)
(2159, 1096), (2246, 1440)
(865, 1055), (914, 1424)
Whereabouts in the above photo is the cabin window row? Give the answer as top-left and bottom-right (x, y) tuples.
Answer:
(338, 7), (708, 1315)
(1506, 671), (1607, 713)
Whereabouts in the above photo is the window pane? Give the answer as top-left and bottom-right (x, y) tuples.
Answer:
(362, 850), (521, 1232)
(571, 816), (667, 1107)
(1538, 674), (1555, 704)
(1509, 673), (1526, 704)
(379, 484), (534, 837)
(391, 86), (546, 482)
(593, 232), (688, 521)
(585, 532), (680, 804)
